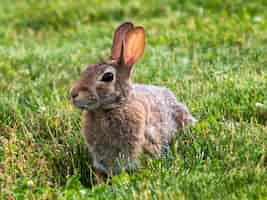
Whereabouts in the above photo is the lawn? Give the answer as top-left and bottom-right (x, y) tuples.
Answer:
(0, 0), (267, 199)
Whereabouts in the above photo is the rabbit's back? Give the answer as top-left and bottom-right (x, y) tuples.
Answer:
(133, 84), (193, 154)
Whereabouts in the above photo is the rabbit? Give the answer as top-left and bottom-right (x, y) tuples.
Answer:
(70, 22), (196, 179)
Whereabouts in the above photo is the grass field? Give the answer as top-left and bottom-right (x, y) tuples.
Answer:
(0, 0), (267, 199)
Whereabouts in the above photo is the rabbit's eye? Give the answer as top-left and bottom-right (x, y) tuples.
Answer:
(101, 72), (114, 82)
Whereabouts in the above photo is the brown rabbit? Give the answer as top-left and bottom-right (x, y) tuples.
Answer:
(71, 22), (196, 178)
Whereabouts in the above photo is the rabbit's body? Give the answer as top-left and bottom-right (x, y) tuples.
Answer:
(133, 84), (185, 151)
(82, 84), (195, 175)
(71, 22), (196, 178)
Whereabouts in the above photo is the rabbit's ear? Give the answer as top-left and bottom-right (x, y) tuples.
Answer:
(123, 26), (145, 66)
(111, 22), (134, 61)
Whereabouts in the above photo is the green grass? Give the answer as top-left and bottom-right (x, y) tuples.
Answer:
(0, 0), (267, 199)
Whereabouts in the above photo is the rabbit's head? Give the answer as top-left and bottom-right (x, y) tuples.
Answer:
(71, 22), (145, 110)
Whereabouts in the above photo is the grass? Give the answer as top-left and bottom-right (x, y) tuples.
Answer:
(0, 0), (267, 199)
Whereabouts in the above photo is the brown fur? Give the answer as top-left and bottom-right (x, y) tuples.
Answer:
(82, 99), (146, 175)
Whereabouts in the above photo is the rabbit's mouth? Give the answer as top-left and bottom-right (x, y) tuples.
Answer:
(73, 101), (100, 110)
(72, 95), (120, 111)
